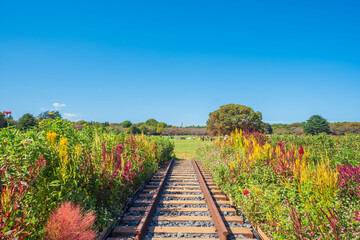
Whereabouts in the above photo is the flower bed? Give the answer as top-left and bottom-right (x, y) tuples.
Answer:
(0, 119), (174, 239)
(196, 130), (360, 239)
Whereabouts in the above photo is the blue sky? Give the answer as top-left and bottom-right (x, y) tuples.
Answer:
(1, 1), (359, 126)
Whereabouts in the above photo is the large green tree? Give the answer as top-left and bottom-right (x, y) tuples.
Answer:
(303, 115), (330, 135)
(206, 104), (264, 135)
(18, 113), (37, 130)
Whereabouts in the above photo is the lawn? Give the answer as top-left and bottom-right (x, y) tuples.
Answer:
(173, 138), (212, 160)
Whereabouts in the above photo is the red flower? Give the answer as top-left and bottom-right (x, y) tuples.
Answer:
(298, 145), (304, 155)
(244, 189), (249, 196)
(300, 131), (304, 134)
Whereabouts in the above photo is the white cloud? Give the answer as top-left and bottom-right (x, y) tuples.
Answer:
(63, 113), (78, 118)
(53, 103), (66, 109)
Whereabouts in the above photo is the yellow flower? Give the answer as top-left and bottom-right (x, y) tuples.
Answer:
(38, 121), (42, 126)
(57, 120), (60, 123)
(59, 137), (68, 147)
(83, 124), (87, 126)
(48, 112), (53, 115)
(3, 139), (7, 143)
(59, 137), (68, 163)
(238, 187), (242, 192)
(46, 131), (57, 143)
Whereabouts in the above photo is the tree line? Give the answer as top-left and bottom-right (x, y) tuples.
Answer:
(1, 105), (357, 136)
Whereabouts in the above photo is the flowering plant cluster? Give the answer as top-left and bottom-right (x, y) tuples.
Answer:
(0, 119), (174, 239)
(2, 111), (11, 114)
(197, 130), (360, 239)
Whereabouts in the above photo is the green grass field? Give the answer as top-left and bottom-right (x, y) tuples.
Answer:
(173, 138), (212, 160)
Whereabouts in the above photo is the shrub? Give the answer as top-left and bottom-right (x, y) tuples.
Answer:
(44, 201), (96, 240)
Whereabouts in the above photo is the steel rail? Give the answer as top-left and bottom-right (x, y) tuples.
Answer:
(135, 158), (174, 240)
(192, 160), (228, 240)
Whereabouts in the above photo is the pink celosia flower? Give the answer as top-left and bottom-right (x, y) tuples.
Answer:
(298, 145), (304, 155)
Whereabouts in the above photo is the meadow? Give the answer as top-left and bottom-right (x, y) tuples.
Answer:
(0, 119), (174, 239)
(196, 130), (360, 239)
(172, 136), (212, 159)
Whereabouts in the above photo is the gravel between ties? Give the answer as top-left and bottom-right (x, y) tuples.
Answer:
(154, 210), (211, 216)
(145, 233), (219, 239)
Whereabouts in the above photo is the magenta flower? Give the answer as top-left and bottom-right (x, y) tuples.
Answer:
(298, 145), (304, 155)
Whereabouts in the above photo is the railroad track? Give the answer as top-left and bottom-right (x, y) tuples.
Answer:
(107, 159), (258, 240)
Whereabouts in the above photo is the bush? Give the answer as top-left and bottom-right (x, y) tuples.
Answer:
(45, 201), (96, 240)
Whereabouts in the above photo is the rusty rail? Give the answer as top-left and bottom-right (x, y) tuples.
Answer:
(192, 160), (228, 240)
(135, 158), (174, 240)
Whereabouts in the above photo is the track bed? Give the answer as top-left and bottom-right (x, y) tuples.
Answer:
(107, 159), (257, 240)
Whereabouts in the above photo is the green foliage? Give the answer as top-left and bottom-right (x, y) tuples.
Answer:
(303, 115), (330, 135)
(206, 104), (264, 135)
(17, 113), (37, 130)
(156, 122), (166, 135)
(139, 124), (148, 134)
(128, 125), (141, 134)
(120, 120), (132, 128)
(38, 111), (62, 120)
(145, 118), (158, 127)
(0, 119), (174, 239)
(196, 131), (360, 239)
(0, 113), (7, 128)
(264, 123), (273, 134)
(270, 133), (360, 166)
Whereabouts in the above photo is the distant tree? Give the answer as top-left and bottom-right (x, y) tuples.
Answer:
(264, 123), (273, 134)
(303, 115), (330, 135)
(76, 120), (88, 126)
(0, 113), (8, 128)
(128, 125), (141, 134)
(18, 113), (37, 130)
(206, 104), (264, 136)
(102, 122), (110, 127)
(6, 119), (17, 127)
(145, 118), (158, 127)
(156, 122), (166, 135)
(38, 111), (61, 120)
(120, 120), (132, 128)
(139, 125), (149, 134)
